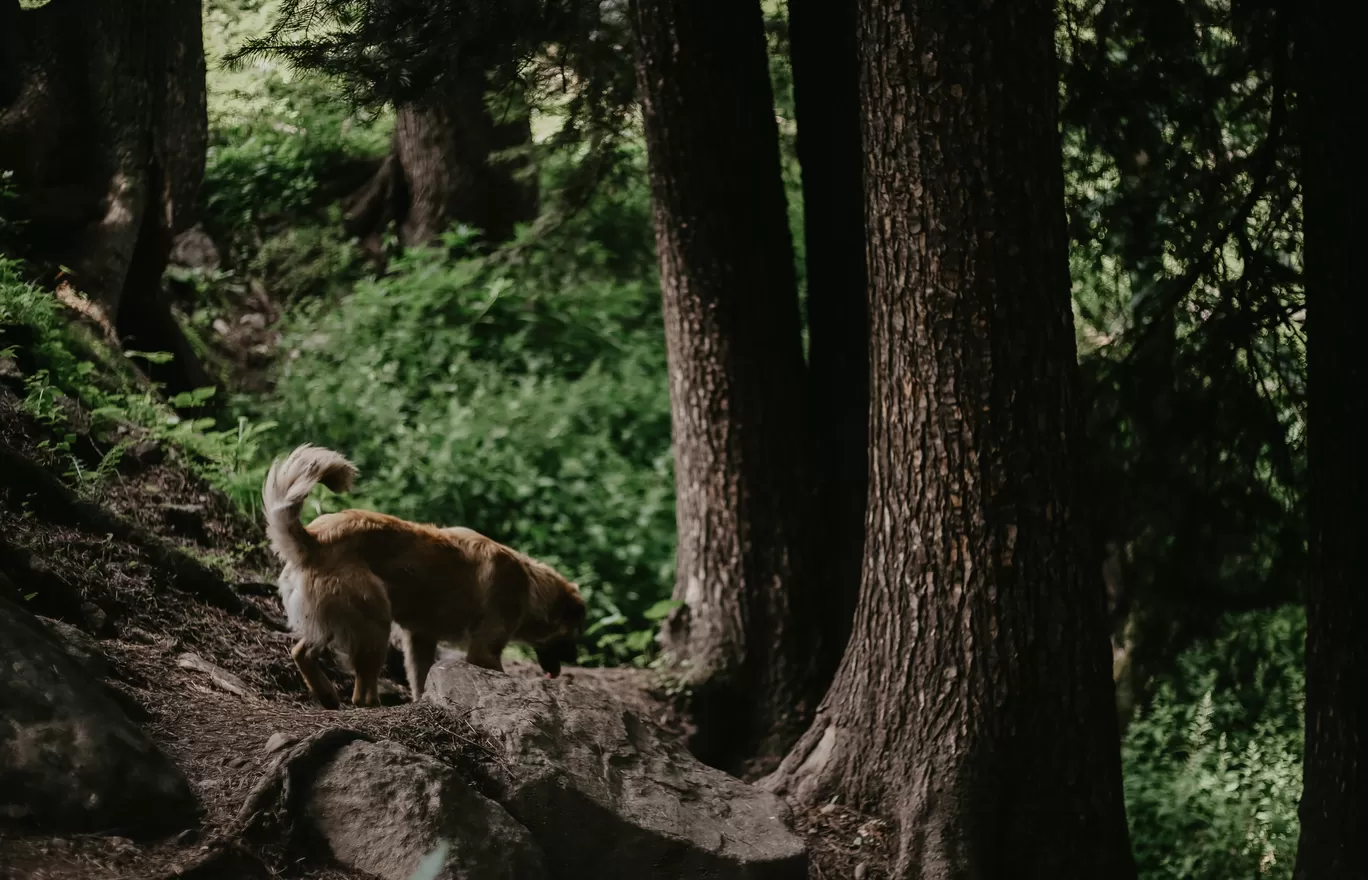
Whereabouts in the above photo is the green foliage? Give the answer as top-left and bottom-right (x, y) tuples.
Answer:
(227, 0), (638, 151)
(1124, 606), (1304, 880)
(250, 216), (363, 302)
(0, 256), (273, 509)
(202, 0), (391, 256)
(1060, 0), (1304, 671)
(202, 83), (388, 256)
(201, 0), (675, 663)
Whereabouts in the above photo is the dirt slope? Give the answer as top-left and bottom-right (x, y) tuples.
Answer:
(0, 384), (889, 880)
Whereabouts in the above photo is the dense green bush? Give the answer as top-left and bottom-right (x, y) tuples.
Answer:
(201, 83), (387, 258)
(202, 0), (390, 257)
(1123, 606), (1304, 880)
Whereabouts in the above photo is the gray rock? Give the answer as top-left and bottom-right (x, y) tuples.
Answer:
(159, 503), (208, 541)
(169, 225), (221, 272)
(0, 598), (196, 835)
(118, 438), (165, 473)
(80, 600), (113, 636)
(36, 615), (110, 679)
(304, 739), (547, 880)
(426, 661), (807, 880)
(33, 616), (148, 721)
(263, 731), (296, 754)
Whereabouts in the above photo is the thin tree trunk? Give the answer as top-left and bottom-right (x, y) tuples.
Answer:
(345, 78), (539, 251)
(630, 0), (821, 776)
(788, 0), (868, 683)
(0, 0), (210, 395)
(1292, 4), (1367, 877)
(763, 0), (1136, 875)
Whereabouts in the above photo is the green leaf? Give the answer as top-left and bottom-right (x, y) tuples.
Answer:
(642, 599), (682, 622)
(125, 349), (175, 365)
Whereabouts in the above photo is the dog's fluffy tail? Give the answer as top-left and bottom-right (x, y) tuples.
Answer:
(262, 444), (357, 567)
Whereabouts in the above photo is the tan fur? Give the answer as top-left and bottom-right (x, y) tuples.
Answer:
(262, 445), (586, 708)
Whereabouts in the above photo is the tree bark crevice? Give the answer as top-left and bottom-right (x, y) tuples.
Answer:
(789, 0), (869, 685)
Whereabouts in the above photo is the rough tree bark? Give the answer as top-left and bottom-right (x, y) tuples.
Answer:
(630, 0), (822, 776)
(0, 0), (210, 395)
(762, 0), (1137, 875)
(788, 0), (868, 681)
(1292, 4), (1367, 878)
(344, 78), (539, 251)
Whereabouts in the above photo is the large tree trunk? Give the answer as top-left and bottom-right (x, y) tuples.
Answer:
(788, 0), (868, 683)
(630, 0), (822, 776)
(345, 78), (539, 252)
(0, 0), (209, 395)
(763, 0), (1136, 875)
(1292, 5), (1367, 878)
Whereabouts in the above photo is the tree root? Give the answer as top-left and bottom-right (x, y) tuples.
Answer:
(163, 727), (373, 879)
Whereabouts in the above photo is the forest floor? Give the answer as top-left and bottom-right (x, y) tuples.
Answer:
(0, 379), (892, 880)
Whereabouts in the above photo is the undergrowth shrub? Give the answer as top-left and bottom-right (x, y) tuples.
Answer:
(249, 217), (362, 302)
(0, 256), (273, 510)
(1124, 605), (1304, 880)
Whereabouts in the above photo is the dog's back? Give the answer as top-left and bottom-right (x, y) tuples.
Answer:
(303, 511), (532, 641)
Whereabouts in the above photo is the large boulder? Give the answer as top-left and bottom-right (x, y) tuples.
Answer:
(426, 662), (807, 880)
(0, 598), (196, 835)
(304, 739), (548, 880)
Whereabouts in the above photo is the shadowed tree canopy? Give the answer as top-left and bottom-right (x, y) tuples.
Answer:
(1059, 0), (1302, 712)
(229, 0), (640, 246)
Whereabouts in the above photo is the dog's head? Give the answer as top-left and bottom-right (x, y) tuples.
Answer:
(534, 582), (586, 678)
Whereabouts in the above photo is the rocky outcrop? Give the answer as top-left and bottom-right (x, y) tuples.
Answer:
(304, 739), (548, 880)
(426, 661), (807, 880)
(0, 597), (196, 836)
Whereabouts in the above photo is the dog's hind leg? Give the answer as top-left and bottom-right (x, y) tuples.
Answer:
(398, 629), (438, 701)
(349, 625), (389, 708)
(291, 639), (341, 709)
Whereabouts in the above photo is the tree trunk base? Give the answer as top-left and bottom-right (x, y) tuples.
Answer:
(341, 90), (538, 254)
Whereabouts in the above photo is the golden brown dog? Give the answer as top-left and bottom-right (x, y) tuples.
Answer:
(262, 444), (586, 708)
